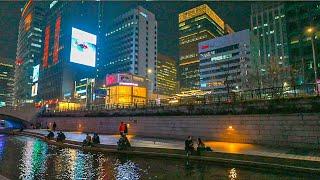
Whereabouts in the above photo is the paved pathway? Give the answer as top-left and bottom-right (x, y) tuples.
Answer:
(25, 129), (320, 162)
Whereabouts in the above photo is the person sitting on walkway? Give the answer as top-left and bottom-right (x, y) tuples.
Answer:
(119, 122), (126, 135)
(83, 133), (92, 146)
(46, 131), (54, 140)
(185, 136), (195, 156)
(117, 134), (131, 150)
(92, 133), (100, 145)
(196, 138), (212, 155)
(56, 131), (66, 142)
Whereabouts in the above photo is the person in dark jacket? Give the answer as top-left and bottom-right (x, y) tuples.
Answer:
(92, 133), (100, 144)
(57, 131), (66, 142)
(196, 138), (212, 155)
(46, 131), (54, 140)
(124, 123), (128, 135)
(52, 122), (57, 131)
(185, 136), (195, 156)
(117, 134), (131, 150)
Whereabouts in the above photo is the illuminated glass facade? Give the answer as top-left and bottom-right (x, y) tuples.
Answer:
(199, 30), (259, 95)
(156, 54), (177, 95)
(74, 78), (95, 107)
(100, 6), (157, 94)
(285, 2), (320, 84)
(105, 73), (147, 107)
(0, 58), (14, 107)
(38, 1), (98, 103)
(251, 3), (289, 67)
(251, 2), (320, 85)
(14, 0), (46, 106)
(178, 4), (232, 91)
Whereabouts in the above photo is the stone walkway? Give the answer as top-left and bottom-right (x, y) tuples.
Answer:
(25, 129), (320, 162)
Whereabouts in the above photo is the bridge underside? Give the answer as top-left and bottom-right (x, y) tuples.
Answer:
(0, 114), (29, 130)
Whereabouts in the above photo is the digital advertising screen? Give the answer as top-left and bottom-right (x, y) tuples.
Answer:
(70, 27), (96, 67)
(32, 64), (39, 82)
(31, 83), (38, 97)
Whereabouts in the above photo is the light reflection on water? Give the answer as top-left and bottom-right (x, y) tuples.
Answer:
(0, 135), (316, 180)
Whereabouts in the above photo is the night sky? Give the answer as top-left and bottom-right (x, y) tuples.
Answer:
(0, 1), (251, 61)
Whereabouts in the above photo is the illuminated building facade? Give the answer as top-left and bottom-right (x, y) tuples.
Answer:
(251, 2), (320, 85)
(251, 3), (289, 87)
(178, 4), (233, 91)
(14, 0), (46, 106)
(38, 1), (98, 105)
(156, 54), (177, 96)
(285, 2), (320, 84)
(74, 78), (95, 107)
(199, 30), (259, 95)
(251, 3), (289, 67)
(0, 58), (14, 107)
(100, 6), (157, 94)
(105, 73), (147, 107)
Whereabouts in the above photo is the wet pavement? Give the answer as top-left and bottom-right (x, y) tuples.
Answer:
(25, 129), (320, 162)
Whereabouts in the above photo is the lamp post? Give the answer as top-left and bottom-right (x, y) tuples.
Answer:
(306, 27), (318, 95)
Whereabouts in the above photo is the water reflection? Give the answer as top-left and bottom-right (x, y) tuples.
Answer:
(0, 135), (5, 160)
(229, 168), (237, 180)
(0, 136), (314, 180)
(19, 137), (48, 179)
(115, 159), (141, 180)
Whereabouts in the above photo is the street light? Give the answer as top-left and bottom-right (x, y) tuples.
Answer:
(305, 26), (318, 95)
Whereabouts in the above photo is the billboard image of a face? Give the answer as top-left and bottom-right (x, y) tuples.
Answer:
(70, 27), (96, 67)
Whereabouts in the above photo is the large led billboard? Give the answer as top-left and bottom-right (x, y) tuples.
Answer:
(32, 64), (39, 82)
(70, 27), (96, 67)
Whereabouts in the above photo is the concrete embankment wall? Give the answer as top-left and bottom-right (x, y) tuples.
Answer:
(37, 113), (320, 149)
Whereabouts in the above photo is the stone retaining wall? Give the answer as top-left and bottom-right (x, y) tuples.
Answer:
(37, 113), (320, 149)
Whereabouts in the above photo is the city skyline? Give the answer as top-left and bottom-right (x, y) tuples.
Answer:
(0, 1), (251, 60)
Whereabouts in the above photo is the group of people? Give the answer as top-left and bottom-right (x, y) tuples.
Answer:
(46, 130), (66, 142)
(83, 133), (100, 146)
(185, 136), (212, 156)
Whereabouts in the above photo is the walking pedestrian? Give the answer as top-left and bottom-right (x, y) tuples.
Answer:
(52, 122), (57, 131)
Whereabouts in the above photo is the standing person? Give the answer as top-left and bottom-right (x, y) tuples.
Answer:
(124, 123), (128, 135)
(119, 122), (125, 135)
(53, 122), (57, 131)
(185, 136), (195, 156)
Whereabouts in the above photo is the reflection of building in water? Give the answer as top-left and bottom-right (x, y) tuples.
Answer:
(229, 168), (237, 180)
(0, 135), (5, 160)
(115, 160), (141, 180)
(19, 139), (48, 179)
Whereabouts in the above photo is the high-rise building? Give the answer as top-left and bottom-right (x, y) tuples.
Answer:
(178, 4), (232, 92)
(38, 1), (98, 106)
(156, 54), (177, 96)
(0, 58), (15, 107)
(285, 2), (320, 84)
(251, 2), (320, 86)
(198, 30), (259, 96)
(14, 0), (46, 106)
(100, 6), (157, 95)
(251, 3), (289, 68)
